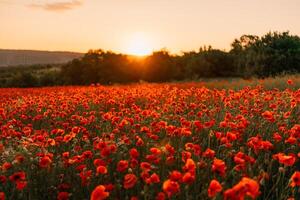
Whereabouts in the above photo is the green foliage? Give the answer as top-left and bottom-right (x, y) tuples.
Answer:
(231, 31), (300, 77)
(0, 64), (61, 88)
(9, 72), (38, 88)
(143, 50), (177, 82)
(182, 48), (235, 78)
(60, 50), (142, 85)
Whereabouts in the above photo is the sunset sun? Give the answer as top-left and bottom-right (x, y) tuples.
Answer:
(125, 33), (153, 56)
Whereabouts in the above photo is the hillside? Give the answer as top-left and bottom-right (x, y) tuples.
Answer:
(0, 49), (83, 67)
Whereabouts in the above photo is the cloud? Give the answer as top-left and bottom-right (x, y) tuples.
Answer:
(28, 0), (83, 12)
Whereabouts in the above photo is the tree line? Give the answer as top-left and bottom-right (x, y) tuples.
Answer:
(1, 31), (300, 87)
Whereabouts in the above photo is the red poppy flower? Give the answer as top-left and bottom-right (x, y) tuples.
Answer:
(39, 156), (52, 168)
(162, 179), (180, 197)
(80, 170), (92, 186)
(203, 148), (215, 159)
(57, 192), (69, 200)
(16, 181), (27, 190)
(147, 173), (160, 184)
(169, 170), (182, 181)
(273, 132), (282, 142)
(183, 158), (196, 174)
(129, 148), (139, 158)
(261, 111), (275, 122)
(156, 192), (166, 200)
(96, 166), (108, 175)
(0, 175), (6, 184)
(287, 79), (293, 85)
(140, 162), (151, 171)
(58, 183), (71, 191)
(150, 147), (161, 155)
(2, 162), (12, 171)
(117, 160), (129, 172)
(274, 153), (296, 166)
(90, 185), (109, 200)
(14, 155), (25, 163)
(0, 192), (4, 200)
(182, 172), (195, 184)
(9, 171), (26, 182)
(290, 171), (300, 187)
(123, 174), (138, 189)
(224, 177), (260, 200)
(103, 184), (114, 192)
(208, 179), (222, 198)
(212, 158), (226, 176)
(93, 159), (106, 167)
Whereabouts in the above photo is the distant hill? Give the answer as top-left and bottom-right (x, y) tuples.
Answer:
(0, 49), (83, 67)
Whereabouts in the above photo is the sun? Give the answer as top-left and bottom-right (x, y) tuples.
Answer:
(125, 33), (153, 56)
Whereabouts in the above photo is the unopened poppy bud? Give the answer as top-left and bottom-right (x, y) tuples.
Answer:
(279, 167), (285, 173)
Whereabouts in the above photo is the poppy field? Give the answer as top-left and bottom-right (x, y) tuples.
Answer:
(0, 80), (299, 200)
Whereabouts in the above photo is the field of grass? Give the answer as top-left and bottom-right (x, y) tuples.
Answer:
(0, 76), (299, 200)
(175, 74), (300, 90)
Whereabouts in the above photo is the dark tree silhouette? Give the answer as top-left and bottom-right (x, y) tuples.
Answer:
(1, 31), (300, 87)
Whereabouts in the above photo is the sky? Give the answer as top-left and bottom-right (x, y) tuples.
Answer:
(0, 0), (300, 55)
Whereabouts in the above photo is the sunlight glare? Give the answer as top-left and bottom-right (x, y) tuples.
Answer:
(126, 33), (153, 56)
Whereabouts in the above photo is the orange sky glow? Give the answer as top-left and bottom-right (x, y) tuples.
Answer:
(0, 0), (300, 55)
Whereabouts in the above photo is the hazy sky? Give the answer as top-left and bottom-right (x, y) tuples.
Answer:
(1, 0), (300, 54)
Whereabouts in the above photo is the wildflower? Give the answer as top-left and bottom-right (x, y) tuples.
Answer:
(90, 185), (109, 200)
(147, 173), (160, 184)
(156, 192), (166, 200)
(287, 79), (293, 85)
(169, 171), (182, 181)
(9, 171), (26, 182)
(224, 177), (260, 200)
(208, 179), (222, 198)
(273, 153), (296, 166)
(285, 137), (297, 145)
(162, 179), (180, 197)
(57, 192), (69, 200)
(203, 148), (215, 159)
(0, 176), (6, 184)
(140, 162), (151, 171)
(14, 155), (25, 164)
(80, 170), (92, 186)
(261, 111), (275, 122)
(96, 166), (108, 175)
(117, 160), (129, 172)
(2, 162), (12, 171)
(212, 158), (226, 176)
(194, 120), (203, 130)
(184, 158), (196, 171)
(219, 121), (228, 128)
(93, 159), (106, 167)
(0, 192), (4, 200)
(39, 156), (52, 168)
(290, 171), (300, 187)
(182, 172), (195, 184)
(129, 148), (139, 158)
(16, 181), (27, 190)
(103, 184), (114, 192)
(123, 174), (138, 189)
(273, 132), (282, 142)
(150, 147), (162, 155)
(58, 183), (71, 191)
